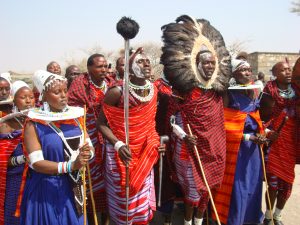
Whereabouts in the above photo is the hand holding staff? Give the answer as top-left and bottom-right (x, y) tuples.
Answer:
(158, 135), (169, 207)
(116, 16), (139, 225)
(187, 124), (221, 225)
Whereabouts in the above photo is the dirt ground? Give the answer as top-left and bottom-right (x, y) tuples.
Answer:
(150, 166), (300, 225)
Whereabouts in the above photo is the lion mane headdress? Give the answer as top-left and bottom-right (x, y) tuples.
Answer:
(160, 15), (232, 94)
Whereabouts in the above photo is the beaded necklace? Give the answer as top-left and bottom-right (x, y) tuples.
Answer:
(128, 80), (154, 102)
(89, 76), (107, 92)
(278, 85), (295, 99)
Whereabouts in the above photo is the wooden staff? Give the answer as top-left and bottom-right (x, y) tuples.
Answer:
(82, 105), (87, 225)
(187, 124), (221, 225)
(259, 145), (274, 225)
(116, 17), (139, 224)
(87, 164), (98, 225)
(158, 135), (169, 207)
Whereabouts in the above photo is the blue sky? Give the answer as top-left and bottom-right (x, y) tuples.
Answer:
(0, 0), (299, 72)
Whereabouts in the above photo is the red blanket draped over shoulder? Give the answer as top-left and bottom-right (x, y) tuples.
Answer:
(213, 108), (263, 224)
(176, 88), (226, 191)
(0, 135), (21, 224)
(102, 88), (160, 196)
(264, 81), (299, 183)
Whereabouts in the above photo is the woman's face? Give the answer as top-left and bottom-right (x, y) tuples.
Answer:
(14, 87), (35, 111)
(233, 66), (252, 85)
(0, 79), (11, 101)
(43, 81), (68, 112)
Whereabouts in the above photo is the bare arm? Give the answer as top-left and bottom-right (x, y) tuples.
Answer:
(24, 121), (91, 174)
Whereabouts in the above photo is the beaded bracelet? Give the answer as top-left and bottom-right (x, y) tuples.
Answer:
(58, 161), (73, 174)
(243, 134), (251, 141)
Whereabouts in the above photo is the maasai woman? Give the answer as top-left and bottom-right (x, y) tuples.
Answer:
(0, 80), (35, 225)
(213, 59), (267, 225)
(0, 72), (13, 117)
(20, 70), (94, 225)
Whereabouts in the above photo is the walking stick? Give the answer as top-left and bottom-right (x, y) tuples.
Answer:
(158, 135), (169, 207)
(259, 145), (274, 225)
(83, 105), (87, 225)
(116, 17), (139, 225)
(187, 124), (221, 225)
(87, 163), (98, 225)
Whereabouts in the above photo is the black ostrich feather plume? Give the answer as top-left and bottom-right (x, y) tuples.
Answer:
(116, 17), (139, 40)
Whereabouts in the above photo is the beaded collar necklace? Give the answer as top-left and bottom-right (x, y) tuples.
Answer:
(89, 76), (107, 92)
(278, 84), (295, 99)
(128, 80), (154, 102)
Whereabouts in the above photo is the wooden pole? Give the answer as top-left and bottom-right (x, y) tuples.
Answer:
(187, 124), (221, 225)
(83, 105), (87, 225)
(259, 145), (274, 225)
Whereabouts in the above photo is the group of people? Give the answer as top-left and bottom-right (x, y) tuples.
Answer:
(0, 15), (300, 225)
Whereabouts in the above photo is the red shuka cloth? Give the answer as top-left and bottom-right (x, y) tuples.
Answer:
(102, 88), (160, 196)
(168, 87), (226, 191)
(0, 136), (21, 224)
(264, 81), (299, 183)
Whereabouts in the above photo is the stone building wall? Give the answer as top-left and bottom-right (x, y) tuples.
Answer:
(248, 52), (300, 80)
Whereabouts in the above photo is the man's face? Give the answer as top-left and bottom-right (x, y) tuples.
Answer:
(116, 57), (125, 78)
(47, 62), (61, 75)
(88, 56), (108, 82)
(132, 54), (151, 79)
(0, 79), (11, 101)
(197, 52), (216, 81)
(233, 66), (252, 85)
(65, 66), (81, 86)
(274, 62), (292, 85)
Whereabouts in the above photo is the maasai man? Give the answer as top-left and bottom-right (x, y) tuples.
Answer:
(0, 80), (35, 225)
(292, 57), (300, 165)
(261, 61), (299, 225)
(68, 53), (113, 225)
(97, 47), (165, 225)
(20, 70), (93, 225)
(46, 61), (62, 75)
(0, 72), (13, 117)
(65, 65), (81, 89)
(160, 15), (231, 225)
(213, 59), (267, 225)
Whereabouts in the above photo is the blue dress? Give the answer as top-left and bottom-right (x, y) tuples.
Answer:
(20, 122), (84, 225)
(227, 91), (263, 225)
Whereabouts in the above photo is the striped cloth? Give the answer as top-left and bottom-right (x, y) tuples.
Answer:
(267, 113), (297, 184)
(102, 86), (159, 224)
(68, 73), (113, 212)
(212, 108), (263, 224)
(0, 130), (22, 224)
(263, 81), (299, 184)
(105, 144), (156, 225)
(171, 112), (209, 210)
(168, 88), (226, 193)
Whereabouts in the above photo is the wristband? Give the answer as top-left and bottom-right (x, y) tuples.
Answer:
(29, 150), (44, 167)
(264, 128), (271, 134)
(89, 150), (95, 160)
(114, 141), (126, 151)
(172, 124), (187, 140)
(16, 155), (26, 165)
(67, 161), (72, 173)
(57, 162), (63, 174)
(243, 134), (251, 141)
(86, 138), (93, 147)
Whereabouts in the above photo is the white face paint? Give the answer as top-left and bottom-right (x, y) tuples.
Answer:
(132, 54), (150, 78)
